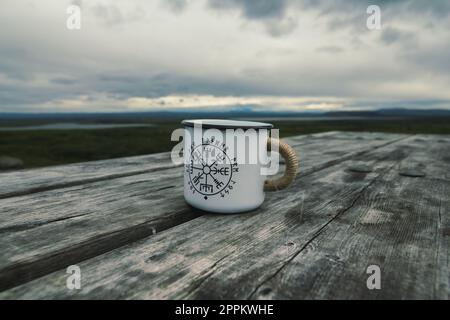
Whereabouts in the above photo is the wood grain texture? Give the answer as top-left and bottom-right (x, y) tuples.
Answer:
(2, 132), (448, 300)
(0, 132), (404, 291)
(0, 151), (177, 200)
(4, 133), (444, 300)
(245, 136), (450, 300)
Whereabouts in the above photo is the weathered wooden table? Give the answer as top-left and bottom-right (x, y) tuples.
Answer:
(0, 131), (448, 299)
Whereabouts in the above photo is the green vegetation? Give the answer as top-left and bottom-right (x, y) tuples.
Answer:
(0, 123), (178, 168)
(1, 118), (449, 169)
(274, 117), (450, 136)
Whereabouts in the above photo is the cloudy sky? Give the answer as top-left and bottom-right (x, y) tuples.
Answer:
(0, 0), (449, 113)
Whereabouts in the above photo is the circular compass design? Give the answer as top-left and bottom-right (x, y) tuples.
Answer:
(186, 138), (238, 200)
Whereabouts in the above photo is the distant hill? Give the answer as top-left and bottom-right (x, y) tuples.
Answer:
(0, 108), (449, 121)
(324, 108), (450, 118)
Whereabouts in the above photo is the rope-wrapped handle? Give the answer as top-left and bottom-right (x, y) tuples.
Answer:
(264, 138), (299, 191)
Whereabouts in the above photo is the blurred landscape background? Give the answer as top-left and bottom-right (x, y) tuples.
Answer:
(1, 1), (450, 170)
(1, 109), (449, 169)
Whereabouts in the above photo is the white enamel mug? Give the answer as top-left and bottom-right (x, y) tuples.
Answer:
(182, 119), (299, 214)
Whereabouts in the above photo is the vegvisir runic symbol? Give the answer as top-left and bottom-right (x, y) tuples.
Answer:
(186, 137), (238, 200)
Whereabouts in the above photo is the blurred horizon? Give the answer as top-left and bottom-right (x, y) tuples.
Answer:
(1, 1), (450, 170)
(2, 106), (450, 117)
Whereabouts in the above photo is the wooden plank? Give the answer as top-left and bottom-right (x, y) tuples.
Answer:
(246, 139), (450, 300)
(0, 132), (405, 292)
(205, 134), (450, 300)
(0, 133), (426, 299)
(0, 152), (177, 200)
(250, 174), (450, 299)
(0, 131), (337, 200)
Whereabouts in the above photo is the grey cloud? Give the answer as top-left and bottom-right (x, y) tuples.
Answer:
(208, 0), (288, 19)
(50, 77), (77, 85)
(206, 0), (450, 37)
(316, 45), (345, 53)
(0, 48), (36, 81)
(380, 27), (417, 47)
(0, 81), (80, 106)
(404, 0), (450, 17)
(90, 2), (146, 26)
(1, 0), (450, 112)
(163, 0), (189, 13)
(69, 0), (83, 8)
(1, 69), (280, 109)
(91, 4), (124, 26)
(400, 40), (450, 74)
(381, 27), (404, 45)
(301, 0), (450, 16)
(95, 73), (270, 98)
(96, 73), (176, 98)
(68, 0), (146, 26)
(265, 16), (298, 37)
(208, 0), (297, 36)
(177, 0), (450, 22)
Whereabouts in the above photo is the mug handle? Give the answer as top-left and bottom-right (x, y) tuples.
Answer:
(264, 138), (299, 191)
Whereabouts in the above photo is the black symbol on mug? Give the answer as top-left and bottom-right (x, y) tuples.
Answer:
(188, 141), (237, 199)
